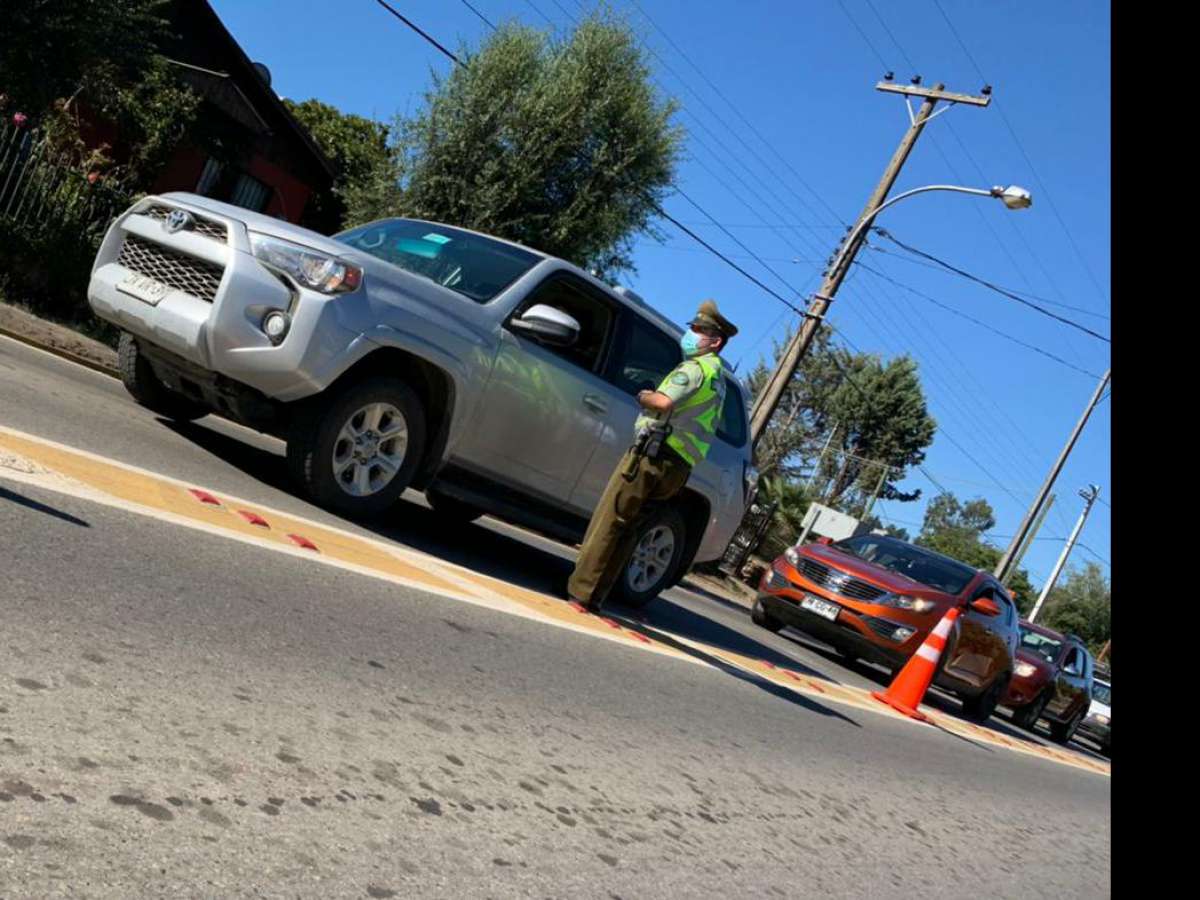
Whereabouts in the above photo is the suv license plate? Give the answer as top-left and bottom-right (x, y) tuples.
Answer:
(117, 272), (170, 306)
(800, 594), (841, 621)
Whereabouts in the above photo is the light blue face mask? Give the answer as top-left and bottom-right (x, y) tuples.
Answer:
(680, 330), (703, 356)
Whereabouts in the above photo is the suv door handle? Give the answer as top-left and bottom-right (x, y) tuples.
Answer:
(582, 394), (608, 414)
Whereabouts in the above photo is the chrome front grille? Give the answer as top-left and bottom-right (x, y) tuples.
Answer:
(797, 558), (887, 603)
(144, 204), (228, 242)
(117, 235), (224, 303)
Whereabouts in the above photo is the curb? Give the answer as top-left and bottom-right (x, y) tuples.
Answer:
(0, 322), (119, 379)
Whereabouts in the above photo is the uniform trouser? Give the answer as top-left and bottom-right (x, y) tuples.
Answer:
(567, 446), (691, 605)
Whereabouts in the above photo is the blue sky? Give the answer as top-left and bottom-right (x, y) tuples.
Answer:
(210, 0), (1111, 591)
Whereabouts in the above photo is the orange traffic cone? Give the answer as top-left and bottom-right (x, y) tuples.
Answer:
(871, 606), (960, 722)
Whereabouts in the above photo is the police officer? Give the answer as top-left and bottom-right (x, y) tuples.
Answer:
(567, 299), (738, 612)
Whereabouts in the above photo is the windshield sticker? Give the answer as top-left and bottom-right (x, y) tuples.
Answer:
(423, 233), (452, 245)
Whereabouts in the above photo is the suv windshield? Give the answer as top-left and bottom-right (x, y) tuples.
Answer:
(335, 219), (540, 303)
(1019, 626), (1064, 665)
(830, 535), (976, 594)
(1092, 681), (1111, 705)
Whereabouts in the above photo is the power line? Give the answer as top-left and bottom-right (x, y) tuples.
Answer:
(522, 0), (557, 29)
(873, 229), (1111, 343)
(833, 263), (1057, 501)
(628, 0), (847, 227)
(833, 0), (891, 71)
(673, 186), (812, 304)
(864, 243), (1110, 320)
(460, 0), (497, 30)
(862, 0), (919, 73)
(827, 324), (1030, 510)
(376, 0), (815, 322)
(929, 0), (1111, 308)
(855, 260), (1103, 379)
(373, 0), (460, 64)
(654, 206), (806, 316)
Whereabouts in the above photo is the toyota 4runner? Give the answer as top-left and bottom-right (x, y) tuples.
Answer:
(87, 193), (754, 606)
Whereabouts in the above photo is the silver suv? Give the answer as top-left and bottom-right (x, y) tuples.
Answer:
(88, 193), (754, 606)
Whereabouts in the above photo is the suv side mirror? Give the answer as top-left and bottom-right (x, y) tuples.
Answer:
(510, 304), (581, 347)
(970, 597), (1001, 616)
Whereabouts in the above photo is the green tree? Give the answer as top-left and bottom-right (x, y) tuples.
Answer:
(1, 0), (171, 117)
(916, 492), (1035, 610)
(1038, 562), (1110, 655)
(283, 98), (391, 232)
(746, 325), (846, 480)
(817, 354), (936, 511)
(755, 474), (816, 561)
(344, 15), (682, 276)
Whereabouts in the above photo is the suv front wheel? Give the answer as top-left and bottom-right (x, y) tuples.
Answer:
(118, 332), (209, 421)
(961, 673), (1010, 723)
(287, 376), (426, 518)
(611, 506), (687, 609)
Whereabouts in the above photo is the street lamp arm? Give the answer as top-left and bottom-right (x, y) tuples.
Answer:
(830, 184), (1005, 281)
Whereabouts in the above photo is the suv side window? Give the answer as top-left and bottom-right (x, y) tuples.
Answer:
(516, 274), (616, 374)
(717, 380), (748, 447)
(604, 312), (681, 395)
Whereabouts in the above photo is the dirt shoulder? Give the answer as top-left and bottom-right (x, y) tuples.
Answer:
(0, 300), (118, 375)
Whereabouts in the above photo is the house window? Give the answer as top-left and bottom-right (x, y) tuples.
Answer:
(196, 158), (222, 195)
(230, 173), (271, 213)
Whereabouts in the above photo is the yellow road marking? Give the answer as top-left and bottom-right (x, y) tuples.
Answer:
(0, 425), (1109, 777)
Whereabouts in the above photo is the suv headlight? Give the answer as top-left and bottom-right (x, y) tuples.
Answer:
(1015, 661), (1037, 678)
(249, 233), (362, 294)
(875, 592), (935, 613)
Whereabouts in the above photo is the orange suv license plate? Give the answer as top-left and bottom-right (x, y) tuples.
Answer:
(799, 594), (841, 621)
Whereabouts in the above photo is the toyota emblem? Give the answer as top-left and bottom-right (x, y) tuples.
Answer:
(164, 209), (193, 233)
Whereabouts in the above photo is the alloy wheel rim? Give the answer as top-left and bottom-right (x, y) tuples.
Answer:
(332, 402), (409, 497)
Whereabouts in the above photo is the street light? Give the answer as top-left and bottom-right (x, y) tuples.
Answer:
(751, 181), (1033, 447)
(829, 183), (1032, 279)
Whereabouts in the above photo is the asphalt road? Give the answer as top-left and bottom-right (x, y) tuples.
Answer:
(0, 335), (1110, 897)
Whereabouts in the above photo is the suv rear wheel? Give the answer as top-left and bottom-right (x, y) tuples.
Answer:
(288, 376), (426, 518)
(1049, 708), (1084, 745)
(118, 333), (208, 421)
(611, 506), (687, 609)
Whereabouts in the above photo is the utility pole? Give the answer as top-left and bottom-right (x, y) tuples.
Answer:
(805, 421), (839, 489)
(749, 79), (992, 449)
(861, 462), (892, 520)
(1001, 493), (1055, 587)
(1029, 485), (1101, 623)
(995, 369), (1111, 582)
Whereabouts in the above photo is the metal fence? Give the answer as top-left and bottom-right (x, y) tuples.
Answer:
(0, 120), (126, 238)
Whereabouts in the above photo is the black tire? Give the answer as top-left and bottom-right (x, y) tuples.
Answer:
(117, 332), (208, 421)
(751, 597), (784, 632)
(425, 486), (483, 524)
(610, 506), (688, 609)
(1011, 688), (1051, 732)
(961, 674), (1009, 724)
(1049, 708), (1084, 745)
(286, 376), (426, 519)
(833, 645), (859, 664)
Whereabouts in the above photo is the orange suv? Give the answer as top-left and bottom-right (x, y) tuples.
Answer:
(753, 534), (1020, 721)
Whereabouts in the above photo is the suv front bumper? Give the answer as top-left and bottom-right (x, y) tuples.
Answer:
(88, 197), (363, 403)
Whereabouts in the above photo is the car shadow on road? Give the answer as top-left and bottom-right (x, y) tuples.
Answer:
(0, 484), (90, 527)
(607, 612), (861, 727)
